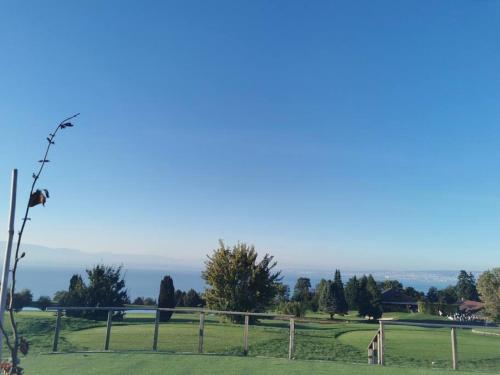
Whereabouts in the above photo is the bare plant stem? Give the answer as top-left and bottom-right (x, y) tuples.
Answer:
(2, 113), (79, 374)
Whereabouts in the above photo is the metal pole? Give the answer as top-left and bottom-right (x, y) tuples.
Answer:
(198, 312), (205, 353)
(243, 314), (249, 355)
(379, 321), (385, 365)
(0, 169), (17, 359)
(451, 327), (458, 370)
(152, 310), (160, 351)
(288, 318), (295, 360)
(105, 310), (113, 350)
(52, 309), (62, 352)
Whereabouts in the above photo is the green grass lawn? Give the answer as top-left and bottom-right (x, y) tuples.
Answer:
(21, 353), (495, 375)
(5, 311), (500, 373)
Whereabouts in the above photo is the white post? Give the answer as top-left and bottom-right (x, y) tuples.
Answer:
(0, 169), (17, 360)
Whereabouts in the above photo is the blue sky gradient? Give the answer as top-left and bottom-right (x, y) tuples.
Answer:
(1, 1), (500, 270)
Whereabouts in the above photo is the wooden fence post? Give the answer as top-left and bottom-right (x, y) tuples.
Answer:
(243, 315), (249, 355)
(52, 309), (62, 352)
(152, 309), (160, 351)
(104, 310), (113, 350)
(198, 312), (205, 354)
(288, 318), (295, 360)
(377, 331), (381, 364)
(451, 327), (458, 370)
(379, 321), (385, 365)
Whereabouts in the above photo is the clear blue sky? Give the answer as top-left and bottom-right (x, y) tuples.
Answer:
(1, 1), (499, 270)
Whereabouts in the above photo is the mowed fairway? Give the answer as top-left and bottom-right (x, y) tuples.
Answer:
(21, 353), (495, 375)
(8, 311), (500, 373)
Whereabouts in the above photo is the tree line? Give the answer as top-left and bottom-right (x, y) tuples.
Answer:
(8, 241), (500, 324)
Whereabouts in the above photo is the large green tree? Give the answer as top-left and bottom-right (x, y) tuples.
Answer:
(426, 287), (439, 303)
(456, 270), (479, 301)
(292, 277), (312, 304)
(477, 268), (500, 322)
(63, 274), (87, 317)
(184, 289), (204, 308)
(319, 280), (337, 319)
(202, 241), (281, 322)
(83, 265), (129, 321)
(158, 276), (176, 322)
(345, 276), (360, 311)
(333, 270), (348, 315)
(366, 275), (383, 319)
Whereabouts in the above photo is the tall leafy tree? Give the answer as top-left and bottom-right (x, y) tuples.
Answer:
(438, 286), (458, 304)
(274, 282), (290, 306)
(158, 276), (176, 322)
(456, 270), (479, 301)
(184, 289), (204, 307)
(345, 276), (360, 311)
(292, 277), (312, 304)
(426, 287), (439, 303)
(175, 290), (186, 307)
(319, 280), (337, 319)
(202, 241), (281, 323)
(381, 280), (403, 291)
(64, 274), (87, 317)
(366, 275), (383, 319)
(357, 275), (371, 318)
(83, 265), (130, 321)
(317, 279), (329, 312)
(477, 268), (500, 322)
(333, 270), (348, 315)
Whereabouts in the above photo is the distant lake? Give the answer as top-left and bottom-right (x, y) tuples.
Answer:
(14, 265), (463, 300)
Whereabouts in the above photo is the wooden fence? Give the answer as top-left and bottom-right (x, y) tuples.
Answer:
(368, 320), (500, 371)
(47, 307), (295, 359)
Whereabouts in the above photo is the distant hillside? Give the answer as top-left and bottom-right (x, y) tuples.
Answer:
(0, 242), (200, 271)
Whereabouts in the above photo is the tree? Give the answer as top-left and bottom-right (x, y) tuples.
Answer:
(426, 287), (439, 303)
(279, 301), (306, 317)
(63, 274), (86, 317)
(456, 270), (479, 301)
(35, 296), (52, 311)
(202, 241), (281, 323)
(319, 281), (337, 319)
(52, 290), (68, 305)
(143, 297), (156, 306)
(357, 275), (383, 320)
(381, 280), (403, 291)
(11, 289), (33, 312)
(333, 270), (348, 315)
(184, 289), (203, 307)
(158, 276), (176, 322)
(292, 278), (311, 304)
(357, 276), (371, 318)
(83, 265), (129, 321)
(132, 297), (144, 305)
(345, 276), (360, 311)
(175, 290), (186, 307)
(438, 286), (458, 305)
(366, 275), (383, 319)
(274, 282), (290, 307)
(404, 287), (424, 301)
(477, 268), (500, 322)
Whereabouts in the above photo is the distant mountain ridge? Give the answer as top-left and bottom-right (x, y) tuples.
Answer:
(0, 242), (200, 271)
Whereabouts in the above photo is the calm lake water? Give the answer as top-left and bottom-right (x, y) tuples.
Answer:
(15, 265), (462, 299)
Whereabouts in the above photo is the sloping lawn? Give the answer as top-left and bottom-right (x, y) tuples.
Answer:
(22, 353), (493, 375)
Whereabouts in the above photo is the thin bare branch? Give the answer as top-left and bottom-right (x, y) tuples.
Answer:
(5, 113), (79, 374)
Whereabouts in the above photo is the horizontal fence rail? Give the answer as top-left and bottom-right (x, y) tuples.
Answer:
(47, 306), (295, 359)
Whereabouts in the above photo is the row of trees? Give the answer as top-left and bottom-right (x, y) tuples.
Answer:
(284, 272), (382, 319)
